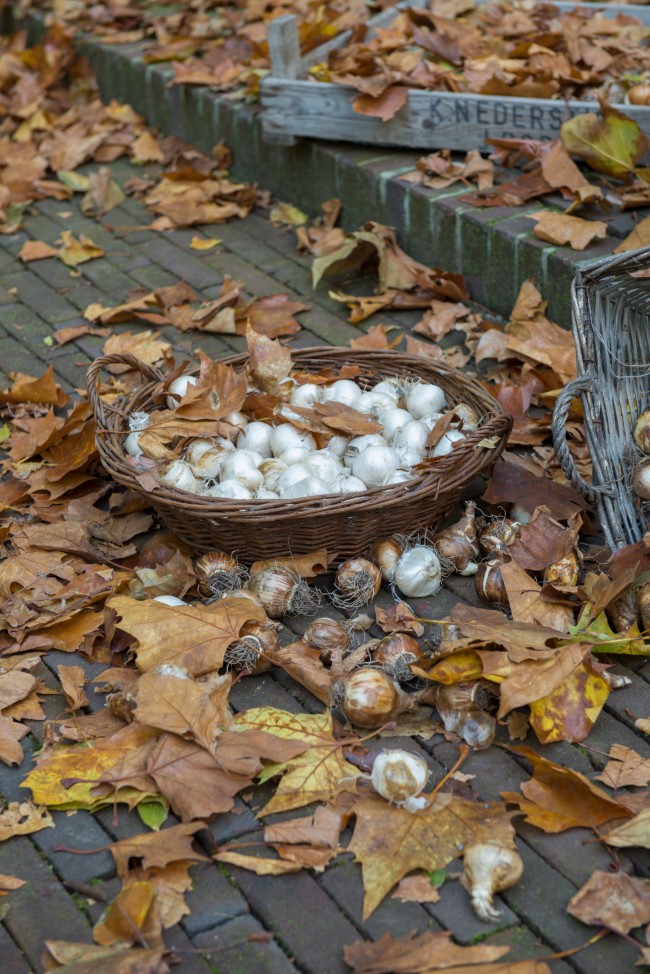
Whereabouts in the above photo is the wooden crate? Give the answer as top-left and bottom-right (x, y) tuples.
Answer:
(259, 2), (650, 150)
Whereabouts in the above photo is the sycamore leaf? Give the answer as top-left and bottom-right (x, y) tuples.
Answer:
(246, 327), (292, 395)
(567, 870), (650, 936)
(527, 211), (607, 251)
(375, 603), (424, 637)
(19, 240), (60, 262)
(596, 745), (650, 790)
(266, 641), (332, 705)
(0, 365), (68, 406)
(80, 167), (125, 216)
(343, 931), (536, 974)
(108, 594), (266, 676)
(501, 561), (574, 633)
(251, 548), (331, 578)
(234, 707), (361, 815)
(57, 664), (89, 711)
(0, 801), (54, 841)
(501, 746), (632, 833)
(561, 102), (649, 179)
(614, 214), (650, 254)
(131, 669), (232, 748)
(58, 230), (104, 267)
(604, 808), (650, 850)
(349, 792), (516, 918)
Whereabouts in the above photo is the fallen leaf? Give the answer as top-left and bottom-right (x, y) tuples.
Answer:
(251, 549), (331, 578)
(235, 707), (361, 815)
(375, 603), (424, 637)
(0, 801), (54, 841)
(527, 211), (607, 251)
(391, 874), (441, 904)
(246, 327), (292, 395)
(58, 230), (104, 266)
(343, 931), (537, 974)
(108, 594), (266, 676)
(42, 942), (168, 973)
(80, 167), (125, 216)
(527, 657), (610, 744)
(57, 664), (89, 711)
(19, 240), (59, 262)
(567, 870), (650, 936)
(501, 745), (632, 833)
(0, 365), (69, 406)
(0, 873), (25, 895)
(214, 850), (302, 875)
(597, 745), (650, 790)
(614, 214), (650, 254)
(269, 202), (308, 226)
(93, 880), (155, 946)
(189, 235), (219, 250)
(561, 102), (649, 179)
(604, 808), (650, 850)
(353, 86), (409, 122)
(108, 821), (208, 879)
(349, 791), (516, 918)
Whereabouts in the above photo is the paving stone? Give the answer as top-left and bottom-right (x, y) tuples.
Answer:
(165, 922), (222, 974)
(227, 868), (360, 974)
(0, 837), (91, 968)
(422, 867), (520, 944)
(320, 858), (442, 940)
(484, 925), (575, 974)
(0, 924), (31, 974)
(193, 913), (300, 973)
(30, 809), (116, 885)
(181, 862), (249, 936)
(13, 270), (80, 323)
(209, 798), (259, 846)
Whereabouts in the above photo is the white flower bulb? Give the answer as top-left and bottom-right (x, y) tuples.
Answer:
(394, 546), (442, 597)
(406, 382), (446, 419)
(430, 429), (465, 457)
(166, 374), (197, 408)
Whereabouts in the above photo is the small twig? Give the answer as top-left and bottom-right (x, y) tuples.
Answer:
(426, 744), (470, 800)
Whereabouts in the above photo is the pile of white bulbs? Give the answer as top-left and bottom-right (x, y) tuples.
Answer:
(125, 374), (478, 500)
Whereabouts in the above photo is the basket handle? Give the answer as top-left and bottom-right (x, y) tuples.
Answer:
(87, 354), (165, 428)
(552, 375), (610, 503)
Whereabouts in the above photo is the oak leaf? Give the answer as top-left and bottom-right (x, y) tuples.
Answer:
(348, 792), (516, 918)
(567, 870), (650, 936)
(108, 594), (266, 675)
(501, 746), (632, 833)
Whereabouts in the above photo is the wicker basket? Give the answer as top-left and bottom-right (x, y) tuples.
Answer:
(552, 247), (650, 550)
(88, 347), (511, 562)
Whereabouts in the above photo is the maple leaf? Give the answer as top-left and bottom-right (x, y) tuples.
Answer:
(343, 931), (540, 974)
(235, 707), (361, 815)
(353, 86), (409, 122)
(567, 870), (650, 936)
(58, 230), (104, 266)
(501, 746), (632, 833)
(251, 548), (332, 578)
(348, 791), (516, 918)
(108, 594), (266, 675)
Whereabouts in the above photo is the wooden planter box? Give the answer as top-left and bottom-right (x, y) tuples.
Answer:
(259, 2), (650, 150)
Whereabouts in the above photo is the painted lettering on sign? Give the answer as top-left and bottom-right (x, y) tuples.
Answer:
(427, 97), (593, 137)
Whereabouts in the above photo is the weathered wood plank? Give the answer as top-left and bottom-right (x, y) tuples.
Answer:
(268, 15), (302, 80)
(260, 78), (650, 152)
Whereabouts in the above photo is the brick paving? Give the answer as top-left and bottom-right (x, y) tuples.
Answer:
(0, 153), (649, 974)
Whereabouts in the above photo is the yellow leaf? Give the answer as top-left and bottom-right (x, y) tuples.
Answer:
(58, 231), (104, 267)
(528, 659), (610, 744)
(604, 808), (650, 850)
(415, 650), (484, 684)
(93, 881), (154, 946)
(0, 873), (25, 896)
(269, 202), (308, 226)
(235, 707), (361, 815)
(561, 102), (649, 179)
(190, 236), (220, 250)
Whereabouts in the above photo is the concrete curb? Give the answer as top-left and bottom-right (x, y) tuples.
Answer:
(4, 9), (636, 326)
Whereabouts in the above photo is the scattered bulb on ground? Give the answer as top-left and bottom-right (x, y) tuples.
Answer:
(370, 749), (429, 810)
(461, 843), (524, 922)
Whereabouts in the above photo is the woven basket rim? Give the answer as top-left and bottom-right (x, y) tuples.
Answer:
(88, 346), (511, 524)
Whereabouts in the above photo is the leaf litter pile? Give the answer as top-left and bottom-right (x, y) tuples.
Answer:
(1, 15), (650, 974)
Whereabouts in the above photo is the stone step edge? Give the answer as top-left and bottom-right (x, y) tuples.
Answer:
(3, 8), (615, 327)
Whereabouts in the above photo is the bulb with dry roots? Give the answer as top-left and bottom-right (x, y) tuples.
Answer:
(195, 550), (249, 599)
(248, 567), (322, 618)
(332, 558), (382, 610)
(370, 749), (429, 812)
(223, 620), (279, 674)
(461, 842), (524, 921)
(434, 501), (480, 576)
(303, 617), (349, 663)
(331, 667), (418, 729)
(372, 633), (423, 684)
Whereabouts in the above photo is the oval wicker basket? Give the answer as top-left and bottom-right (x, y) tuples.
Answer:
(88, 347), (512, 562)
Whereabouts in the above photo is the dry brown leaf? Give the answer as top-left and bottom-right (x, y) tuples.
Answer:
(391, 874), (441, 904)
(353, 86), (409, 122)
(57, 664), (89, 711)
(375, 603), (424, 637)
(0, 873), (25, 896)
(527, 211), (607, 251)
(343, 930), (526, 974)
(501, 561), (574, 633)
(0, 365), (69, 406)
(93, 881), (155, 946)
(267, 641), (332, 705)
(108, 594), (266, 676)
(596, 745), (650, 790)
(108, 822), (208, 879)
(604, 808), (650, 850)
(131, 669), (232, 749)
(567, 870), (650, 936)
(501, 745), (632, 833)
(251, 549), (332, 578)
(19, 239), (59, 262)
(214, 850), (302, 875)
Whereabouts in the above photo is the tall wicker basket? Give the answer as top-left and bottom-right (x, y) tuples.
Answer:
(88, 347), (512, 562)
(552, 247), (650, 550)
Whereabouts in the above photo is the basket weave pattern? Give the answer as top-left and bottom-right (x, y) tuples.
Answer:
(88, 347), (511, 561)
(552, 248), (650, 550)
